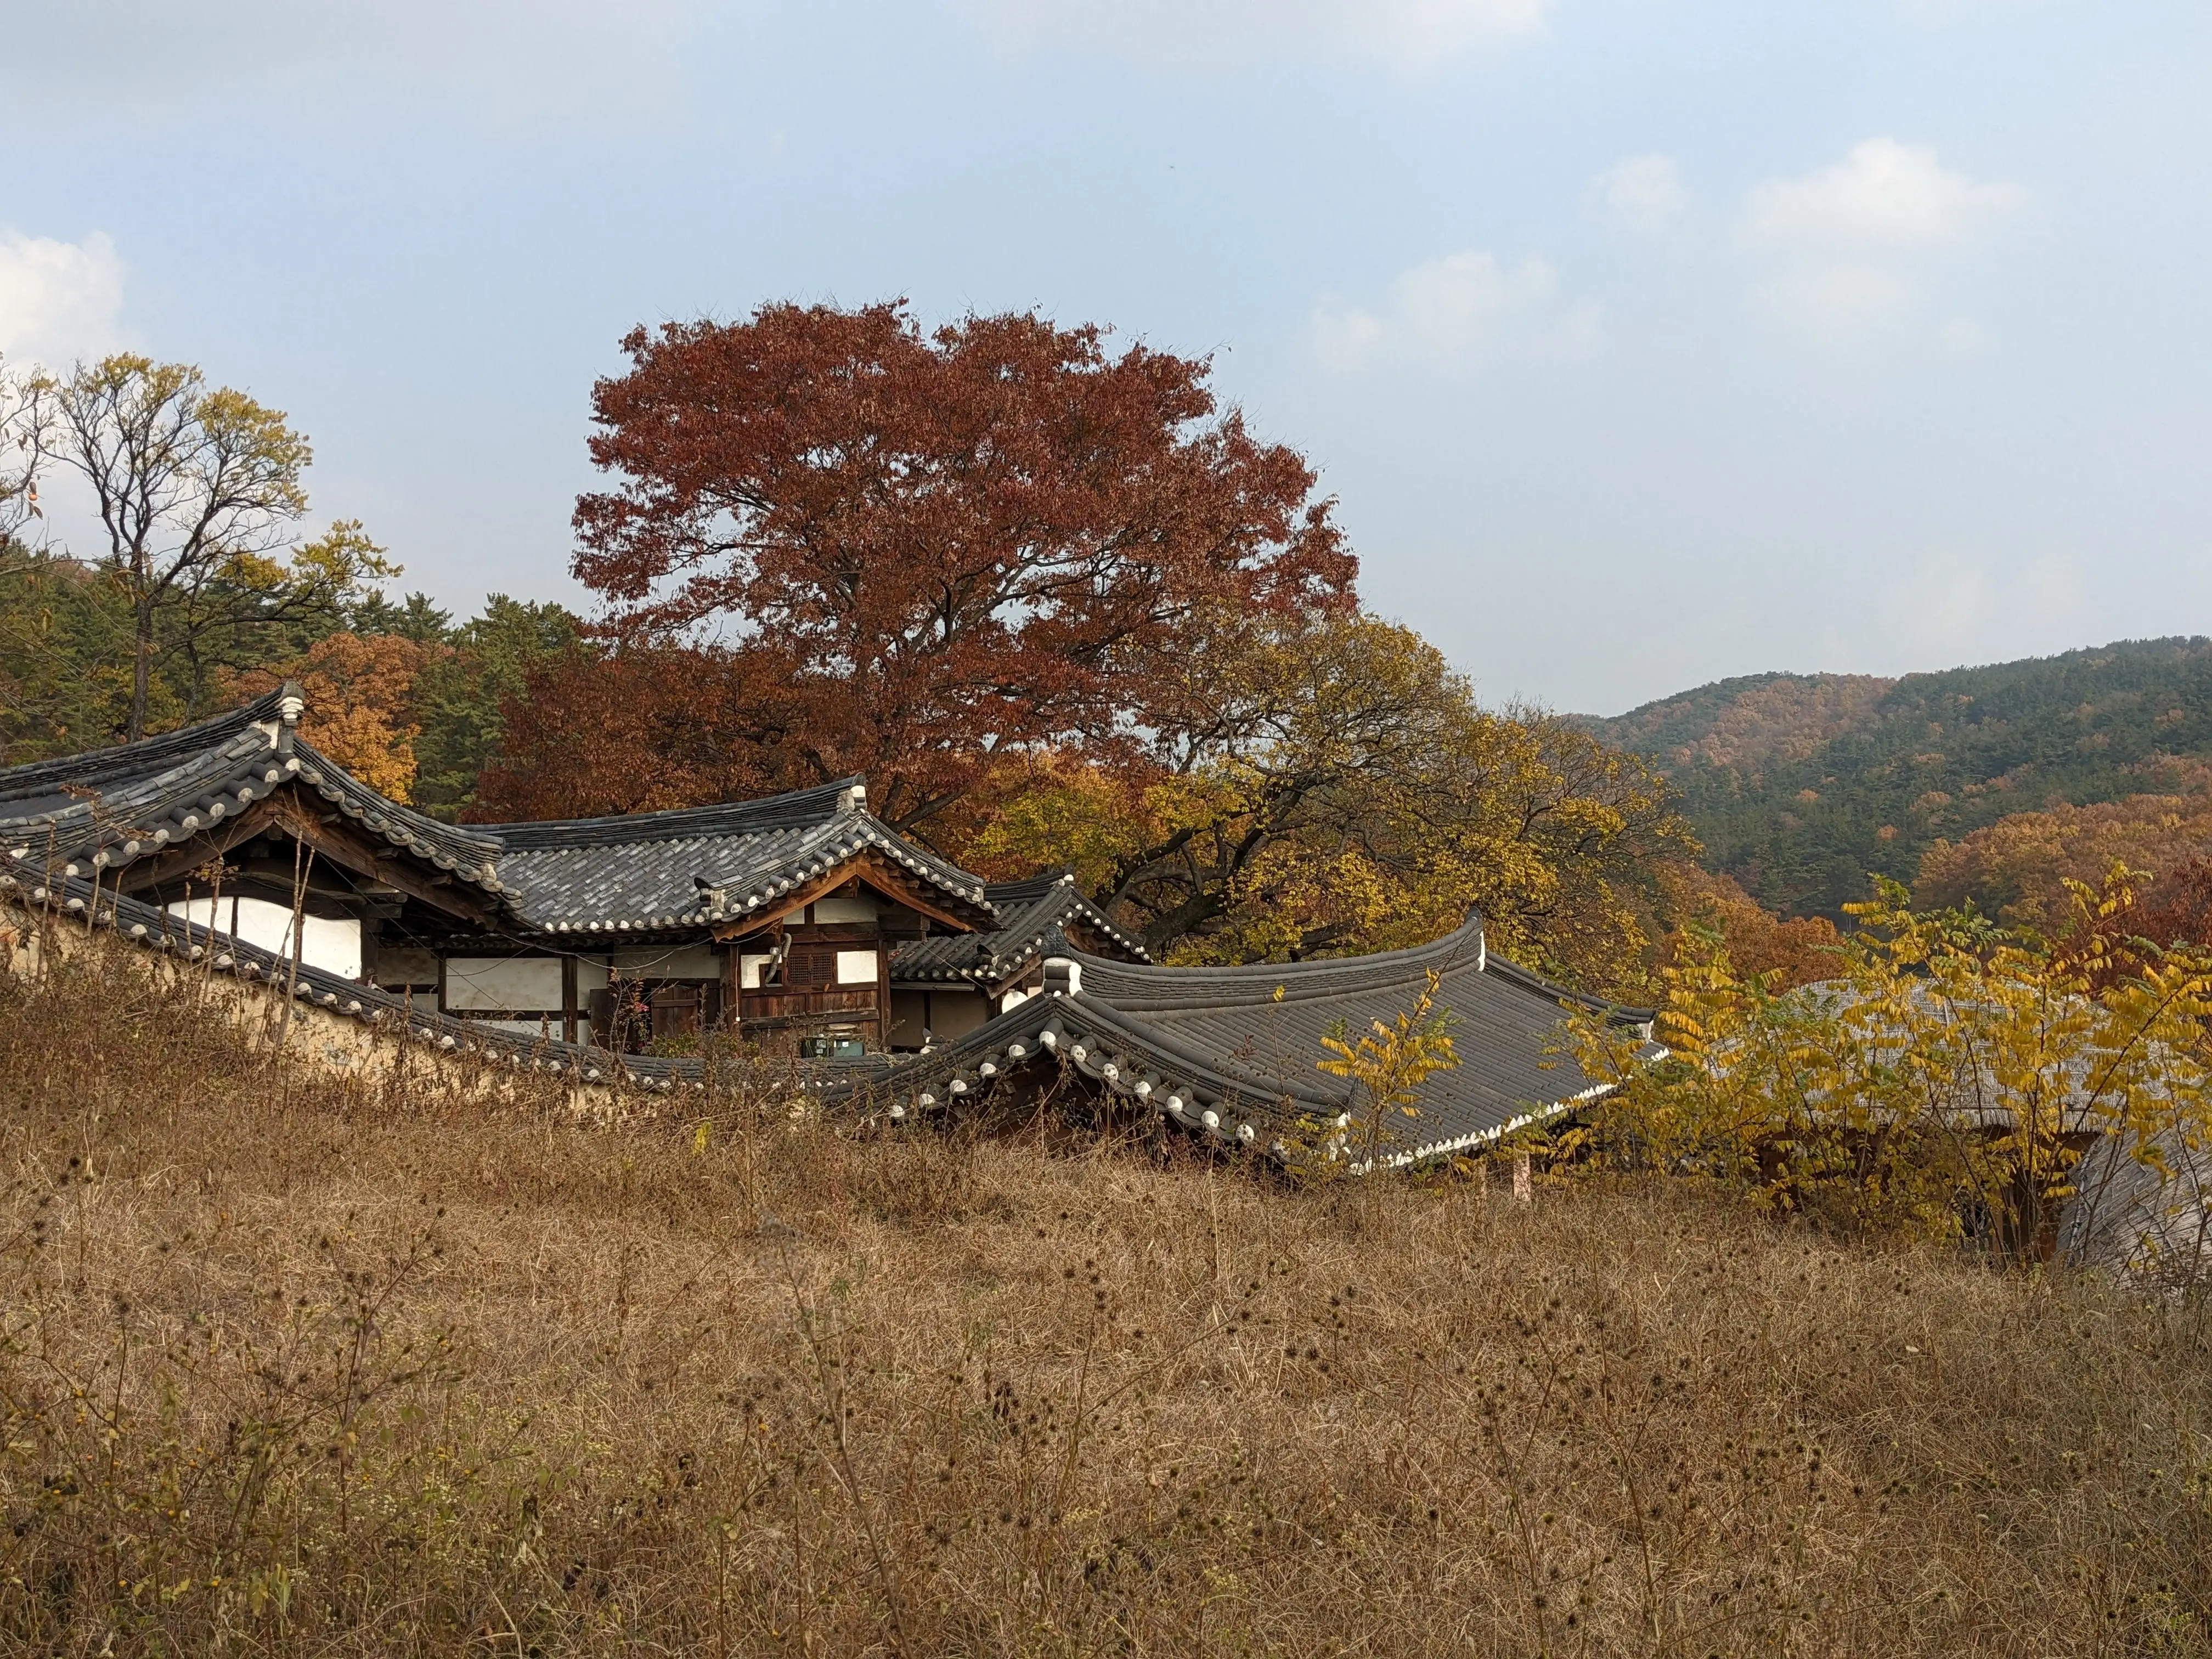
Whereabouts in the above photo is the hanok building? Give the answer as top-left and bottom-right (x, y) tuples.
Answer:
(835, 914), (1650, 1166)
(0, 687), (1137, 1057)
(1, 686), (1645, 1155)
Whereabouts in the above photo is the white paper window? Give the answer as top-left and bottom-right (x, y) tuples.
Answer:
(444, 957), (562, 1013)
(835, 949), (878, 984)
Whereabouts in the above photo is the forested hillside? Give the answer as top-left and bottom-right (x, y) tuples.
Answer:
(1593, 637), (2212, 918)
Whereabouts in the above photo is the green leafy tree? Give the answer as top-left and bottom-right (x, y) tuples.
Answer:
(348, 590), (456, 645)
(0, 547), (160, 762)
(160, 520), (400, 719)
(954, 608), (1689, 984)
(1, 522), (398, 758)
(410, 596), (582, 819)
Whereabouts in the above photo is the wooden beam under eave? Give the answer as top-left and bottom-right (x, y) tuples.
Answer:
(107, 810), (276, 896)
(708, 849), (986, 944)
(109, 789), (505, 932)
(262, 796), (507, 928)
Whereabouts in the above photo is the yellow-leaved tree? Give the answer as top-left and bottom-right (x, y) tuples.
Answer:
(944, 608), (1691, 990)
(228, 631), (445, 800)
(1293, 968), (1462, 1176)
(1567, 869), (2212, 1261)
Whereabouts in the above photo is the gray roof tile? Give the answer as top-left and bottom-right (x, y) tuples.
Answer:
(892, 871), (1147, 982)
(841, 916), (1656, 1165)
(0, 690), (511, 901)
(0, 711), (993, 934)
(477, 780), (994, 934)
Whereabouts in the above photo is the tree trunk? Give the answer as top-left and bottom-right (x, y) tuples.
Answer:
(129, 592), (155, 742)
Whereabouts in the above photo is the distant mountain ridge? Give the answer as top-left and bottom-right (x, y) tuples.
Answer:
(1588, 638), (2212, 919)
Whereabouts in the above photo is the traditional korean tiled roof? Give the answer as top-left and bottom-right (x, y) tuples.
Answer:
(843, 915), (1657, 1166)
(2059, 1126), (2212, 1278)
(0, 689), (514, 902)
(476, 778), (994, 936)
(2, 849), (1640, 1165)
(891, 871), (1149, 984)
(0, 704), (996, 936)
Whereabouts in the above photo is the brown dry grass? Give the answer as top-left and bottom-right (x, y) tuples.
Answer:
(3, 941), (2211, 1656)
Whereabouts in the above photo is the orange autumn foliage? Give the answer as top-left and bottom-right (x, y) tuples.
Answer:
(1607, 674), (1894, 774)
(1654, 864), (1842, 990)
(1914, 760), (2212, 936)
(549, 301), (1355, 832)
(229, 632), (444, 800)
(471, 641), (814, 821)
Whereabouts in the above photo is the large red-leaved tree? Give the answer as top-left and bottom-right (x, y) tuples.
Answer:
(483, 301), (1355, 830)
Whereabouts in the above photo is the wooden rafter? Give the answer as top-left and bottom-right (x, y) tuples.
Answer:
(710, 849), (985, 944)
(110, 789), (503, 928)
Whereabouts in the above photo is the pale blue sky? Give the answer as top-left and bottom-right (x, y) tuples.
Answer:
(4, 0), (2208, 714)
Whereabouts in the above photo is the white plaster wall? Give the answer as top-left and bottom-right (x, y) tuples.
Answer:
(444, 957), (563, 1013)
(814, 894), (879, 923)
(612, 944), (720, 978)
(836, 948), (879, 984)
(169, 896), (362, 980)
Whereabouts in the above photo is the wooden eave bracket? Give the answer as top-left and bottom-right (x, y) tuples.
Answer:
(709, 849), (988, 944)
(112, 788), (503, 929)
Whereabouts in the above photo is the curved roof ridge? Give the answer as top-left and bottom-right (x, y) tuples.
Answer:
(1481, 955), (1653, 1022)
(476, 775), (867, 851)
(983, 868), (1076, 904)
(0, 689), (290, 801)
(891, 870), (1148, 979)
(289, 739), (508, 866)
(836, 917), (1643, 1161)
(1063, 913), (1488, 1008)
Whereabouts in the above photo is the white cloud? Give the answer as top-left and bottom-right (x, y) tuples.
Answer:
(1746, 138), (2025, 251)
(972, 0), (1553, 70)
(1593, 154), (1687, 236)
(0, 230), (126, 370)
(1311, 249), (1593, 370)
(1742, 139), (2025, 334)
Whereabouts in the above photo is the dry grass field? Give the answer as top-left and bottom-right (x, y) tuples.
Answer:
(3, 940), (2210, 1656)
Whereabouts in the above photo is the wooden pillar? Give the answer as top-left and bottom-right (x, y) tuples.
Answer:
(1513, 1153), (1533, 1204)
(561, 955), (579, 1045)
(875, 929), (890, 1053)
(721, 946), (742, 1043)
